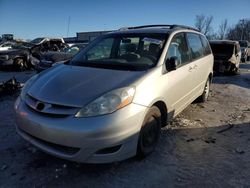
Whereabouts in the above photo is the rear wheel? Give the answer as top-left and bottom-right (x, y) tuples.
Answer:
(137, 106), (161, 158)
(197, 78), (210, 103)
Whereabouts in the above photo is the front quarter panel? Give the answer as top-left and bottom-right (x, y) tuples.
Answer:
(133, 66), (166, 107)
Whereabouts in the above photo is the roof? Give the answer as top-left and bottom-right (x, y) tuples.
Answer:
(109, 24), (200, 35)
(209, 40), (239, 45)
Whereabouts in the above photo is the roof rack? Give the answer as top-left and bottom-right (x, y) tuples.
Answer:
(171, 25), (199, 32)
(119, 24), (199, 32)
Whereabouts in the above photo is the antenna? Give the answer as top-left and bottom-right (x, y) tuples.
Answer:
(67, 16), (71, 37)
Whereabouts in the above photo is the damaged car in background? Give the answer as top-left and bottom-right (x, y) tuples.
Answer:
(36, 44), (87, 72)
(0, 42), (36, 70)
(0, 38), (67, 71)
(29, 37), (67, 54)
(209, 40), (241, 74)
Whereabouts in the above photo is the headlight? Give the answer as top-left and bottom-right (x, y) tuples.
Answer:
(20, 74), (38, 100)
(75, 87), (135, 118)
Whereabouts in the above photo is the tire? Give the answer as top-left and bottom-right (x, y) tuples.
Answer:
(197, 78), (210, 103)
(14, 58), (27, 71)
(230, 64), (239, 75)
(137, 106), (161, 158)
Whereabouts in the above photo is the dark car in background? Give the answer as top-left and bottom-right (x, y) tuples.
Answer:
(209, 40), (241, 74)
(36, 44), (86, 72)
(0, 42), (35, 70)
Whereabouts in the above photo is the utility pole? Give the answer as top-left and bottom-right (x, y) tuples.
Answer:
(67, 16), (71, 37)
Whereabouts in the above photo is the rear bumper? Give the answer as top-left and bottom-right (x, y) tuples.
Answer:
(14, 97), (147, 163)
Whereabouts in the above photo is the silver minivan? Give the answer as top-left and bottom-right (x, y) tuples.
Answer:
(15, 25), (213, 163)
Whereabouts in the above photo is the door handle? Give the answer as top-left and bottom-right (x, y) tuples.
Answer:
(188, 67), (193, 71)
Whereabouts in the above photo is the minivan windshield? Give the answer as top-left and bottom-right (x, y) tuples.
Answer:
(70, 33), (167, 71)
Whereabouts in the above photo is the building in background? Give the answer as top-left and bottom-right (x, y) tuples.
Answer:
(64, 30), (113, 43)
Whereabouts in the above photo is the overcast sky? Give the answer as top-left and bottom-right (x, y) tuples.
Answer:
(0, 0), (249, 40)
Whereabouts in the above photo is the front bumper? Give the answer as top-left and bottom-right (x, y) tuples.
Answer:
(14, 97), (147, 163)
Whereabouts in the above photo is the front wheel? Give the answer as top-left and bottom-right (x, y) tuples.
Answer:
(137, 106), (161, 158)
(13, 58), (27, 71)
(230, 64), (239, 75)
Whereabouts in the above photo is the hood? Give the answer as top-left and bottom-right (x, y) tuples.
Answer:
(42, 51), (73, 62)
(28, 64), (145, 107)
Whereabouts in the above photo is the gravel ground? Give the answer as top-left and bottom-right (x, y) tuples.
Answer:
(0, 63), (250, 188)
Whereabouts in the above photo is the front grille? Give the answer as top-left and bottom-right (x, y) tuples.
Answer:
(25, 104), (69, 118)
(25, 94), (80, 117)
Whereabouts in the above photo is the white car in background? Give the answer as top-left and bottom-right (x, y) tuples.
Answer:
(239, 40), (250, 62)
(0, 42), (14, 51)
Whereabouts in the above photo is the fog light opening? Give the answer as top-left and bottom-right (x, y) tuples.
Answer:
(95, 145), (122, 154)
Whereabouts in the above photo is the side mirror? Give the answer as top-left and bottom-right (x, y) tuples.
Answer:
(165, 56), (181, 71)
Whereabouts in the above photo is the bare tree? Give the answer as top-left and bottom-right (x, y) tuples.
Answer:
(227, 19), (250, 41)
(195, 14), (214, 36)
(218, 19), (228, 40)
(195, 15), (206, 31)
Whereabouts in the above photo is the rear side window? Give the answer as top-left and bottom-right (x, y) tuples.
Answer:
(186, 33), (204, 60)
(200, 35), (211, 55)
(166, 33), (190, 65)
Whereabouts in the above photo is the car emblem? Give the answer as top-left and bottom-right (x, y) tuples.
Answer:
(36, 102), (45, 111)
